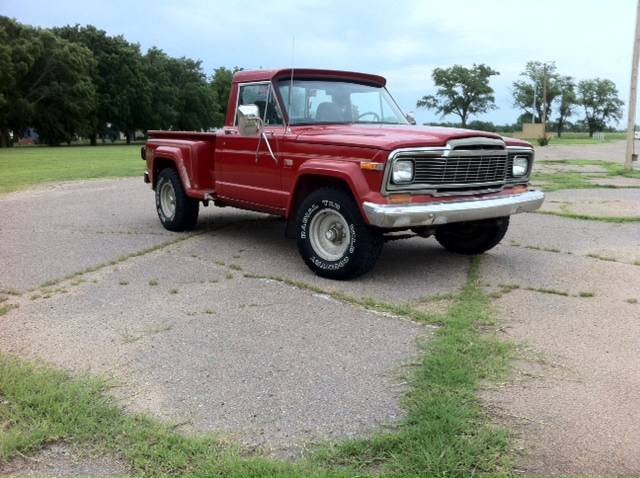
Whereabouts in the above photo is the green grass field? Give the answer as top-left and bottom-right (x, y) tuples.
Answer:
(0, 143), (145, 194)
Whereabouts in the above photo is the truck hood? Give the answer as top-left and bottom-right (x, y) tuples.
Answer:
(292, 124), (531, 151)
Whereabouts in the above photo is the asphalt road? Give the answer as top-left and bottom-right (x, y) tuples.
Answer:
(1, 142), (639, 476)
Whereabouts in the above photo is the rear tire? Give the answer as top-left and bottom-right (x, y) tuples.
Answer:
(435, 217), (509, 255)
(296, 187), (383, 280)
(155, 168), (199, 231)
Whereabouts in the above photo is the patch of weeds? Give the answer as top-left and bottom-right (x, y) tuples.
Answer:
(633, 259), (640, 266)
(489, 284), (521, 299)
(214, 260), (226, 266)
(40, 278), (62, 288)
(579, 291), (596, 297)
(229, 264), (242, 271)
(537, 210), (640, 223)
(588, 253), (618, 262)
(205, 309), (215, 314)
(145, 324), (173, 335)
(225, 273), (234, 280)
(169, 288), (179, 294)
(0, 303), (19, 316)
(627, 298), (638, 304)
(119, 281), (129, 286)
(527, 286), (570, 296)
(533, 159), (640, 193)
(119, 327), (141, 344)
(148, 279), (159, 286)
(510, 241), (561, 253)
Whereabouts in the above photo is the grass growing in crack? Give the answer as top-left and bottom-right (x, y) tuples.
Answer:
(527, 287), (570, 296)
(0, 304), (19, 316)
(0, 256), (516, 477)
(587, 253), (618, 262)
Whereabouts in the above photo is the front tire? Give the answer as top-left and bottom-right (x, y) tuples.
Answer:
(296, 187), (383, 280)
(435, 217), (509, 255)
(155, 168), (199, 232)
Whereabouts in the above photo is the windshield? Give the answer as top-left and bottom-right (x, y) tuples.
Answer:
(276, 79), (409, 126)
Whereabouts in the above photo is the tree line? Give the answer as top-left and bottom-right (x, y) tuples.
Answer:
(418, 61), (625, 137)
(0, 16), (627, 147)
(0, 16), (239, 147)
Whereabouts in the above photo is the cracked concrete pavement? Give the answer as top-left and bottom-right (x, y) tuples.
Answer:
(0, 140), (638, 476)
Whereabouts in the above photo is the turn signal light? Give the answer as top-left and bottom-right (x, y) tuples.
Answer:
(360, 162), (383, 171)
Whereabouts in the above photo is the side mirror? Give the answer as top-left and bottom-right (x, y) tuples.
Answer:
(406, 111), (416, 125)
(238, 104), (263, 136)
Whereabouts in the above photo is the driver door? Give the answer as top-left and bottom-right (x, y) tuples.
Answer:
(216, 82), (287, 214)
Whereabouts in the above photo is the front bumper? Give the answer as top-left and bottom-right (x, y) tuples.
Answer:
(362, 190), (545, 229)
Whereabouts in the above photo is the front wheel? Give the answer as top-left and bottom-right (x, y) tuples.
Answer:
(435, 217), (510, 255)
(296, 187), (383, 280)
(155, 168), (199, 232)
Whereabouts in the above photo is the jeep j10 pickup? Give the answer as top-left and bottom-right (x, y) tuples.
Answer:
(142, 68), (544, 280)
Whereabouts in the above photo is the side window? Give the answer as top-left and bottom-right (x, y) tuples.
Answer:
(237, 83), (284, 126)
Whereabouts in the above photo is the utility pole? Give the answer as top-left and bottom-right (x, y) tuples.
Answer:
(542, 63), (548, 141)
(625, 0), (640, 171)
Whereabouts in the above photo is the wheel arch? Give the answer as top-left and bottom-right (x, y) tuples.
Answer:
(284, 161), (374, 238)
(284, 174), (352, 239)
(148, 145), (191, 191)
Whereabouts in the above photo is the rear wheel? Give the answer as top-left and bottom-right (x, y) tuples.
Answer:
(155, 168), (199, 231)
(435, 217), (509, 254)
(296, 187), (383, 280)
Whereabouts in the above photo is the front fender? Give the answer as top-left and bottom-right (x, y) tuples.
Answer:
(287, 159), (383, 218)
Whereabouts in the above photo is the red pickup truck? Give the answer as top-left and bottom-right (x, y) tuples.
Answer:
(142, 68), (544, 280)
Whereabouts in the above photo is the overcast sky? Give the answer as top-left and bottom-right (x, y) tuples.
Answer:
(3, 0), (638, 126)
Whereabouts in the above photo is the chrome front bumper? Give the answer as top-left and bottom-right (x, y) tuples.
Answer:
(362, 190), (545, 228)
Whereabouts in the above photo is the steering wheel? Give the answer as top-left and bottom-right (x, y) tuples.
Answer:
(357, 111), (380, 122)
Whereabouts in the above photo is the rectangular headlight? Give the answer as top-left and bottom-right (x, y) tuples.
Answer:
(512, 156), (529, 176)
(392, 160), (414, 183)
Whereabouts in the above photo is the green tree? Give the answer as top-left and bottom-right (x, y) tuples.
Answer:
(512, 61), (561, 126)
(30, 30), (96, 145)
(141, 47), (180, 131)
(577, 78), (624, 137)
(0, 23), (13, 146)
(554, 75), (577, 137)
(166, 57), (215, 131)
(210, 66), (242, 127)
(417, 64), (499, 127)
(54, 25), (150, 145)
(0, 17), (40, 147)
(0, 17), (96, 147)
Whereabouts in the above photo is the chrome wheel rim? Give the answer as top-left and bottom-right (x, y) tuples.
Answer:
(309, 209), (350, 261)
(159, 182), (176, 219)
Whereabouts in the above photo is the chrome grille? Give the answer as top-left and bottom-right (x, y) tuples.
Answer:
(385, 137), (533, 196)
(414, 154), (508, 185)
